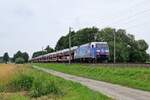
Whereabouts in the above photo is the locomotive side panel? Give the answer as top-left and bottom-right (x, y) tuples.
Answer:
(74, 44), (91, 59)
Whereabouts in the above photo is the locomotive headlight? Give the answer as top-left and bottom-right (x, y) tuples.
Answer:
(96, 50), (100, 55)
(105, 50), (109, 53)
(105, 50), (109, 55)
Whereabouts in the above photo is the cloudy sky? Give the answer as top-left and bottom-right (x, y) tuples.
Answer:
(0, 0), (150, 57)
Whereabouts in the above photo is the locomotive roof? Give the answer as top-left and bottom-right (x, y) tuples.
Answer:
(79, 42), (108, 47)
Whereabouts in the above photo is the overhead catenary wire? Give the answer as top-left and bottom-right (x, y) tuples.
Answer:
(99, 0), (149, 27)
(94, 0), (149, 27)
(108, 8), (150, 27)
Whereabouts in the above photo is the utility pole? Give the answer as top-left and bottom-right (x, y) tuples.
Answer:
(113, 29), (116, 64)
(94, 33), (97, 41)
(42, 46), (44, 62)
(69, 27), (72, 64)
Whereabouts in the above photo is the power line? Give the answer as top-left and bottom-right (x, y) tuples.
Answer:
(96, 0), (149, 26)
(99, 0), (149, 27)
(108, 8), (150, 27)
(125, 19), (150, 29)
(114, 0), (148, 15)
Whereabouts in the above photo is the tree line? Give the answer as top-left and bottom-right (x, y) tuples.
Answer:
(1, 51), (29, 64)
(32, 45), (54, 58)
(1, 46), (54, 64)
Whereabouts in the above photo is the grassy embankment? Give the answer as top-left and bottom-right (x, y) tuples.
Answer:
(34, 63), (150, 91)
(0, 64), (110, 100)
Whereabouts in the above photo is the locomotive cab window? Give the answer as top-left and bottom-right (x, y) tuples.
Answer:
(96, 44), (109, 50)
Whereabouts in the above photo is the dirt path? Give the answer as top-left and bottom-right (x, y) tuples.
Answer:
(32, 65), (150, 100)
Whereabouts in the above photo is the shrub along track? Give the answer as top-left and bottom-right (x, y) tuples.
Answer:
(32, 65), (150, 100)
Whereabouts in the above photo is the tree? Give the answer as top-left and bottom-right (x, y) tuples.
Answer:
(0, 57), (3, 63)
(148, 54), (150, 62)
(32, 51), (47, 58)
(55, 27), (99, 50)
(13, 51), (22, 62)
(45, 45), (54, 53)
(3, 52), (9, 64)
(136, 40), (149, 51)
(13, 51), (29, 63)
(127, 39), (149, 63)
(97, 28), (149, 63)
(32, 46), (54, 58)
(94, 28), (130, 62)
(55, 36), (68, 50)
(15, 57), (25, 64)
(22, 52), (29, 63)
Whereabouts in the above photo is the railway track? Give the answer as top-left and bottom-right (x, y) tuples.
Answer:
(57, 62), (150, 67)
(91, 63), (150, 67)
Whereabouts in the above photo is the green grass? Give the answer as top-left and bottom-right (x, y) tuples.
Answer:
(0, 65), (110, 100)
(33, 63), (150, 91)
(0, 93), (30, 100)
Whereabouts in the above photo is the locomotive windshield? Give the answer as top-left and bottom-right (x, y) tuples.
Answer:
(96, 44), (109, 50)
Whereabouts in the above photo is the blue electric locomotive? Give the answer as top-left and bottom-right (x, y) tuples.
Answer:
(74, 42), (109, 62)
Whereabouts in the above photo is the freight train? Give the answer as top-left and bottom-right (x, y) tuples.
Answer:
(31, 42), (109, 63)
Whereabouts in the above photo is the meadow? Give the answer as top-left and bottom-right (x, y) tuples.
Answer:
(0, 64), (110, 100)
(34, 63), (150, 91)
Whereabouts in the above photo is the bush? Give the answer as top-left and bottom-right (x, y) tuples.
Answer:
(1, 66), (62, 98)
(0, 85), (5, 92)
(7, 74), (33, 92)
(15, 57), (25, 64)
(29, 79), (60, 97)
(5, 69), (61, 98)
